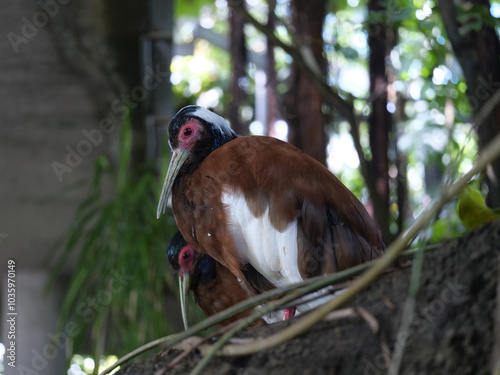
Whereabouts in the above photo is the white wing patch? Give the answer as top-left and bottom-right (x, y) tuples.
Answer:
(222, 190), (336, 313)
(222, 190), (300, 287)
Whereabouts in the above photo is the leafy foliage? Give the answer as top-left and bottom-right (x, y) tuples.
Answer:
(50, 117), (178, 361)
(457, 183), (500, 230)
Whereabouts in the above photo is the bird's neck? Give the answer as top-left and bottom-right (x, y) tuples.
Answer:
(196, 256), (217, 285)
(210, 126), (237, 151)
(176, 134), (237, 183)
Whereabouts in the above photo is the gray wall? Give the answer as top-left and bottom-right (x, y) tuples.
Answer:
(0, 1), (120, 373)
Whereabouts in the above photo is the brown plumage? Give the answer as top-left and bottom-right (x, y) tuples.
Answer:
(158, 106), (385, 317)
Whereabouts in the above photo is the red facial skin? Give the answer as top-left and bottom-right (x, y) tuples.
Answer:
(177, 121), (203, 151)
(179, 245), (195, 274)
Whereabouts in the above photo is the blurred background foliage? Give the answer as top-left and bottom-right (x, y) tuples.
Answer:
(50, 0), (500, 373)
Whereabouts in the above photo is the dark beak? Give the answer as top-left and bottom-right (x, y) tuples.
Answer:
(157, 149), (189, 219)
(179, 271), (191, 330)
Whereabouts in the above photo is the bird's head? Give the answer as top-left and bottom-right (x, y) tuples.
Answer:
(167, 231), (199, 330)
(167, 230), (218, 330)
(157, 105), (237, 218)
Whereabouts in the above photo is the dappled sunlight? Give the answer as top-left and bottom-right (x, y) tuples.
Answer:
(327, 128), (360, 173)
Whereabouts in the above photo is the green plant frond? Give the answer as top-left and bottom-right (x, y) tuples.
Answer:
(118, 115), (132, 189)
(56, 266), (91, 332)
(48, 121), (179, 360)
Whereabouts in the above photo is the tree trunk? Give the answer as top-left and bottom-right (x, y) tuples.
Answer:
(228, 3), (248, 136)
(266, 0), (278, 137)
(285, 0), (327, 165)
(437, 0), (500, 207)
(395, 93), (410, 230)
(367, 0), (394, 242)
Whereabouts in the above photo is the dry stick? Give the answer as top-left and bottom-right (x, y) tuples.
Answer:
(211, 132), (500, 358)
(158, 320), (242, 375)
(158, 336), (210, 375)
(473, 87), (500, 132)
(387, 244), (426, 375)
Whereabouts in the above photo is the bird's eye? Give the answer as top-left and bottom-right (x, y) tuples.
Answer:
(183, 127), (193, 137)
(182, 251), (192, 260)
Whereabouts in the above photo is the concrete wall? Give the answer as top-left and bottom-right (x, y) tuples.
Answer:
(0, 1), (122, 373)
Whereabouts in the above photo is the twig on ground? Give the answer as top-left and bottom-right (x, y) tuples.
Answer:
(156, 337), (206, 375)
(357, 307), (380, 334)
(387, 243), (426, 375)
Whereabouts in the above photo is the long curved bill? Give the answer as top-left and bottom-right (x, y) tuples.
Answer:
(179, 272), (190, 330)
(157, 149), (189, 219)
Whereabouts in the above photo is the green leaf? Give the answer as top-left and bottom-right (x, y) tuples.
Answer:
(175, 0), (211, 17)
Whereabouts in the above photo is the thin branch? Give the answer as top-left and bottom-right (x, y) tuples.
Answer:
(234, 4), (353, 119)
(473, 88), (500, 131)
(387, 243), (427, 375)
(158, 326), (236, 375)
(157, 337), (206, 374)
